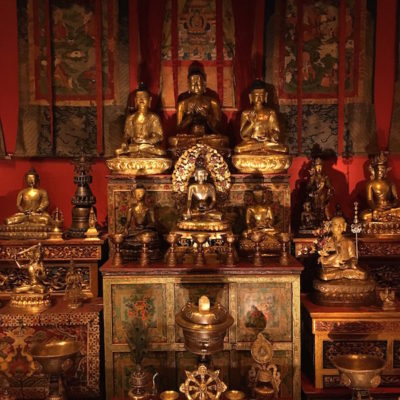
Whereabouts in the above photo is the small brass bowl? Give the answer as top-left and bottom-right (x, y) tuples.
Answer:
(224, 390), (246, 400)
(160, 390), (180, 400)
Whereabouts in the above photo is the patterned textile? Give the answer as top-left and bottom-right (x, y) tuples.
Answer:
(265, 0), (377, 156)
(160, 0), (236, 109)
(389, 10), (400, 153)
(15, 0), (128, 157)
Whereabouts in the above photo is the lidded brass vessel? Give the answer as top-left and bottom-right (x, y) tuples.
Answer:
(175, 296), (234, 356)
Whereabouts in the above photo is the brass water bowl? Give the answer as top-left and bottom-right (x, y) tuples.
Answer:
(160, 390), (180, 400)
(31, 340), (80, 400)
(224, 390), (246, 400)
(175, 295), (234, 356)
(332, 354), (386, 391)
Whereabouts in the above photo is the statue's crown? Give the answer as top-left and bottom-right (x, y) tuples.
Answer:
(371, 151), (388, 167)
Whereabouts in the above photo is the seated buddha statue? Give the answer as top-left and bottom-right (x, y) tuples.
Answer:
(240, 188), (281, 255)
(313, 216), (375, 306)
(168, 67), (229, 156)
(0, 168), (55, 239)
(317, 216), (367, 281)
(107, 83), (171, 175)
(177, 167), (229, 232)
(242, 188), (276, 238)
(360, 151), (400, 225)
(232, 80), (291, 174)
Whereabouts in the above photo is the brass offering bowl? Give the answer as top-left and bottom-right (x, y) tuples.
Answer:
(332, 354), (386, 398)
(160, 390), (180, 400)
(224, 390), (246, 400)
(175, 295), (234, 356)
(31, 340), (80, 400)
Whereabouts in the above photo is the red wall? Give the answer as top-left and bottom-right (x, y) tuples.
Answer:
(0, 1), (399, 228)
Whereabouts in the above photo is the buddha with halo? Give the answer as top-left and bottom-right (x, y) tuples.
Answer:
(313, 216), (375, 306)
(168, 66), (230, 157)
(107, 83), (172, 175)
(0, 168), (55, 239)
(177, 167), (229, 232)
(232, 80), (291, 174)
(361, 151), (400, 236)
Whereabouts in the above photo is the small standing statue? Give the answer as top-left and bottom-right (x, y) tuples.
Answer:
(64, 259), (84, 309)
(0, 168), (55, 239)
(240, 188), (281, 255)
(10, 243), (51, 312)
(85, 207), (99, 239)
(361, 151), (400, 236)
(313, 216), (375, 306)
(232, 79), (291, 174)
(107, 83), (172, 175)
(168, 66), (230, 157)
(299, 158), (333, 233)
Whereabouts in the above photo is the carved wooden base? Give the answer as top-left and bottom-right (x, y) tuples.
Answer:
(312, 278), (376, 307)
(302, 295), (400, 390)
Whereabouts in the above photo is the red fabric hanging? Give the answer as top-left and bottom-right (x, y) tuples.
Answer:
(138, 0), (166, 107)
(95, 0), (103, 155)
(45, 0), (54, 150)
(375, 0), (397, 150)
(232, 0), (255, 110)
(252, 0), (265, 79)
(129, 0), (139, 96)
(337, 0), (346, 156)
(171, 0), (179, 105)
(216, 0), (224, 104)
(296, 0), (303, 155)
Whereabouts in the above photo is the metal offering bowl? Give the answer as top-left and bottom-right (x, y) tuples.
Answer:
(31, 340), (81, 374)
(332, 354), (386, 391)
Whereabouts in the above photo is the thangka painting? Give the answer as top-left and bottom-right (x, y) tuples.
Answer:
(160, 0), (236, 109)
(389, 10), (400, 153)
(266, 0), (377, 156)
(15, 0), (129, 157)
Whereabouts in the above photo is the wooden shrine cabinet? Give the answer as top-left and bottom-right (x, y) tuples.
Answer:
(101, 258), (302, 400)
(0, 238), (104, 298)
(0, 298), (103, 399)
(301, 295), (400, 398)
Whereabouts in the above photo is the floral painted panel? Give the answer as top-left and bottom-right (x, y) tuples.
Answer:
(111, 284), (168, 344)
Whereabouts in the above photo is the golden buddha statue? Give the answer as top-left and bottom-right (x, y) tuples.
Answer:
(122, 187), (159, 261)
(10, 244), (51, 312)
(0, 168), (55, 239)
(177, 168), (229, 232)
(361, 152), (400, 236)
(240, 188), (281, 255)
(107, 83), (172, 175)
(168, 67), (229, 156)
(313, 216), (375, 306)
(232, 80), (291, 174)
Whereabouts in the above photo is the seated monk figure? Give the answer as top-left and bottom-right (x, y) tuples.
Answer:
(169, 67), (229, 152)
(242, 188), (276, 239)
(5, 168), (53, 227)
(361, 151), (400, 222)
(318, 216), (367, 281)
(235, 79), (288, 155)
(182, 168), (223, 223)
(115, 83), (166, 158)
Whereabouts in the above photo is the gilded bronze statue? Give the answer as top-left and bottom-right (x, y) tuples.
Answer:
(361, 152), (400, 236)
(168, 67), (229, 156)
(313, 216), (375, 306)
(299, 158), (333, 233)
(0, 168), (55, 239)
(240, 188), (281, 256)
(232, 80), (291, 174)
(107, 83), (171, 175)
(10, 243), (51, 312)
